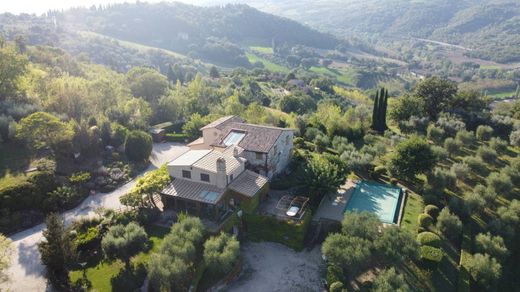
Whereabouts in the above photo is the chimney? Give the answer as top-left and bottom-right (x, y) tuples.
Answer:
(216, 157), (227, 188)
(233, 147), (239, 157)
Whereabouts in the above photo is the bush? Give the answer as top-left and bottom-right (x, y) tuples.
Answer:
(509, 129), (520, 147)
(43, 186), (83, 212)
(329, 281), (345, 292)
(165, 133), (188, 143)
(125, 130), (152, 162)
(476, 125), (493, 141)
(419, 246), (444, 269)
(463, 156), (488, 176)
(477, 146), (497, 163)
(327, 265), (344, 286)
(101, 222), (148, 263)
(417, 232), (441, 247)
(424, 205), (440, 219)
(69, 171), (91, 185)
(418, 214), (434, 229)
(75, 226), (101, 251)
(111, 123), (128, 148)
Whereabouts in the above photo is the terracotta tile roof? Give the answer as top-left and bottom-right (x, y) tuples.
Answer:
(200, 116), (245, 130)
(187, 137), (204, 146)
(161, 178), (225, 204)
(213, 122), (291, 153)
(228, 170), (268, 198)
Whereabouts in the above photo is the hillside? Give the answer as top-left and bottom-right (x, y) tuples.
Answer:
(193, 0), (520, 63)
(52, 2), (339, 67)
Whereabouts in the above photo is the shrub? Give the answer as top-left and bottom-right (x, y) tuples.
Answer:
(165, 133), (188, 142)
(329, 281), (344, 292)
(427, 124), (445, 144)
(489, 137), (508, 153)
(463, 156), (488, 176)
(418, 214), (434, 229)
(477, 146), (497, 163)
(417, 232), (441, 247)
(437, 207), (462, 242)
(419, 246), (443, 269)
(75, 226), (101, 251)
(455, 130), (475, 146)
(101, 222), (148, 265)
(424, 205), (440, 219)
(486, 172), (512, 198)
(509, 129), (520, 147)
(372, 268), (410, 292)
(125, 130), (152, 162)
(43, 186), (82, 212)
(69, 171), (91, 185)
(111, 123), (128, 148)
(326, 265), (344, 286)
(476, 125), (493, 141)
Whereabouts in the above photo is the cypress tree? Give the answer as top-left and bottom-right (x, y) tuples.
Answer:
(381, 89), (388, 132)
(372, 90), (380, 131)
(377, 88), (385, 131)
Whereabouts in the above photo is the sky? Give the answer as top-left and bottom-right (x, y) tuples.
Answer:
(0, 0), (179, 14)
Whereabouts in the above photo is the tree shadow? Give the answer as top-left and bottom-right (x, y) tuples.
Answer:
(0, 142), (32, 178)
(110, 263), (147, 291)
(17, 241), (45, 276)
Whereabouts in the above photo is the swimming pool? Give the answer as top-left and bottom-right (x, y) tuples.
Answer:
(344, 181), (403, 224)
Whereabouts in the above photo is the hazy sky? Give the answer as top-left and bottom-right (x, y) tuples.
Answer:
(0, 0), (193, 14)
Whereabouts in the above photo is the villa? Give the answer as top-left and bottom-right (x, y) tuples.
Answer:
(160, 116), (294, 224)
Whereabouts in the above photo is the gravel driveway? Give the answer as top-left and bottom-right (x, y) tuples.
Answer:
(227, 242), (325, 292)
(1, 143), (188, 292)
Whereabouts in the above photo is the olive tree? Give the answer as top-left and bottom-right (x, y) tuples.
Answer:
(475, 233), (508, 261)
(203, 233), (240, 275)
(101, 222), (148, 267)
(436, 207), (462, 242)
(372, 268), (411, 292)
(466, 253), (502, 290)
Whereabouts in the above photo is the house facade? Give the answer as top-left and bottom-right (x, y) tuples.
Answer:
(188, 116), (294, 179)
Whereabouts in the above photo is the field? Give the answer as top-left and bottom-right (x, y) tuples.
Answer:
(250, 46), (273, 54)
(245, 52), (289, 73)
(310, 66), (358, 86)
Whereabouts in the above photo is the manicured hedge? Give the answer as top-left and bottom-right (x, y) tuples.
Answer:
(326, 264), (344, 286)
(417, 231), (441, 248)
(0, 171), (57, 211)
(424, 205), (440, 219)
(418, 213), (434, 229)
(165, 133), (189, 142)
(419, 246), (444, 269)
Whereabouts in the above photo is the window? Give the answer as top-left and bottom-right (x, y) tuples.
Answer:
(255, 152), (263, 160)
(200, 173), (210, 182)
(229, 174), (234, 181)
(223, 131), (246, 146)
(182, 170), (191, 179)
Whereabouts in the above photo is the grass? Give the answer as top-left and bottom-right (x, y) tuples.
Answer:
(310, 66), (358, 86)
(401, 191), (424, 233)
(250, 46), (273, 54)
(245, 53), (289, 73)
(69, 225), (170, 292)
(487, 90), (516, 99)
(0, 142), (32, 189)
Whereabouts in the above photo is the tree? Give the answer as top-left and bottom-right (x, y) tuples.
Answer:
(123, 98), (152, 129)
(341, 212), (380, 241)
(322, 233), (371, 275)
(127, 67), (169, 102)
(476, 125), (493, 141)
(125, 165), (171, 208)
(372, 268), (411, 292)
(389, 94), (424, 123)
(371, 88), (388, 133)
(413, 77), (457, 120)
(375, 226), (419, 264)
(16, 112), (73, 152)
(111, 123), (128, 148)
(486, 172), (512, 198)
(148, 254), (190, 291)
(182, 113), (210, 140)
(101, 223), (148, 268)
(125, 130), (152, 162)
(0, 44), (28, 100)
(388, 136), (437, 178)
(38, 213), (76, 274)
(465, 190), (485, 215)
(209, 66), (220, 78)
(466, 253), (502, 290)
(475, 233), (508, 261)
(300, 157), (344, 207)
(0, 234), (12, 284)
(203, 232), (240, 275)
(436, 208), (462, 242)
(444, 137), (459, 158)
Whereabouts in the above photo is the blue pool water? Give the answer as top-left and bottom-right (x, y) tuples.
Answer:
(345, 181), (403, 224)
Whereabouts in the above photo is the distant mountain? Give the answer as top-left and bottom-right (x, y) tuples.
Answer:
(51, 2), (340, 67)
(193, 0), (520, 63)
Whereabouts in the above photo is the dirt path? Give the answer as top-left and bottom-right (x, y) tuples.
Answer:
(1, 143), (188, 292)
(227, 242), (325, 292)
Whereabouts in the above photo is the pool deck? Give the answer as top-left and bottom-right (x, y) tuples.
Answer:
(312, 180), (356, 222)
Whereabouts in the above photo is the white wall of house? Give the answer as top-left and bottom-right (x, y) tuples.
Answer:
(167, 162), (245, 187)
(266, 130), (293, 178)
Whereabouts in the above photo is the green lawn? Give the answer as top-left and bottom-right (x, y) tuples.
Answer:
(245, 53), (289, 73)
(401, 191), (424, 233)
(69, 225), (170, 292)
(309, 66), (358, 86)
(250, 46), (273, 54)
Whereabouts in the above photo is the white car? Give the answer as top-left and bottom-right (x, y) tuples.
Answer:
(286, 206), (299, 217)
